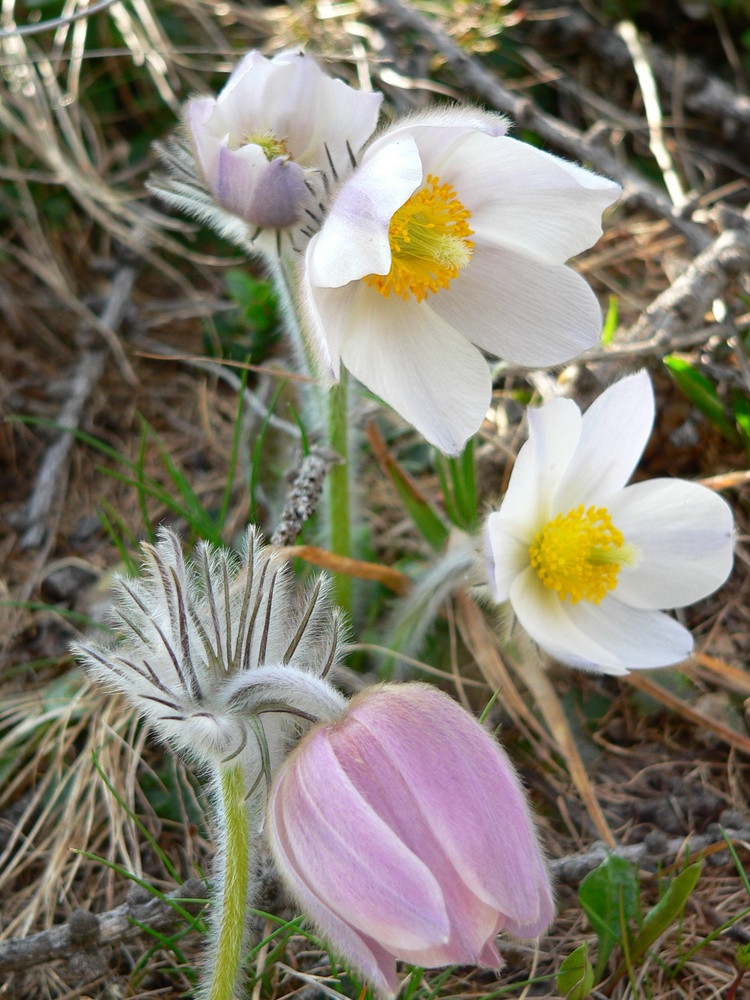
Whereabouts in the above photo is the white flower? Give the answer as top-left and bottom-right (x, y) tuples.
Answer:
(485, 371), (735, 674)
(73, 527), (346, 787)
(152, 50), (382, 256)
(299, 107), (621, 454)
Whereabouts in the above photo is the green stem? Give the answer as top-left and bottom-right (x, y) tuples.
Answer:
(206, 764), (250, 1000)
(328, 368), (352, 616)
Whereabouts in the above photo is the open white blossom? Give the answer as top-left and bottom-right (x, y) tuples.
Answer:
(73, 527), (346, 786)
(485, 371), (735, 673)
(151, 50), (382, 257)
(299, 107), (620, 454)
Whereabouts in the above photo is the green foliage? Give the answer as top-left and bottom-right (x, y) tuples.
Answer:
(558, 941), (594, 999)
(434, 438), (478, 532)
(204, 270), (280, 363)
(601, 295), (619, 346)
(664, 355), (750, 461)
(579, 854), (639, 979)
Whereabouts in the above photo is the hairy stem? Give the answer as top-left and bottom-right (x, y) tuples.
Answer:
(328, 368), (352, 616)
(205, 763), (250, 1000)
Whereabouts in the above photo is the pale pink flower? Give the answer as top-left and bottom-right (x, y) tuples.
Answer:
(299, 107), (620, 453)
(485, 371), (735, 673)
(267, 682), (553, 996)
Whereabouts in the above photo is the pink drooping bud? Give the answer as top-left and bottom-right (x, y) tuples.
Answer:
(267, 683), (554, 996)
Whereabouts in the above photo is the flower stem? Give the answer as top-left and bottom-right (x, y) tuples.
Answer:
(328, 368), (353, 617)
(206, 763), (250, 1000)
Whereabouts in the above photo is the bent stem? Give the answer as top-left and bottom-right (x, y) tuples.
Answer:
(328, 368), (353, 617)
(206, 763), (250, 1000)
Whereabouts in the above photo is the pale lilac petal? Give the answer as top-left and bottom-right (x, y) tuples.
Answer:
(510, 568), (694, 672)
(431, 243), (604, 366)
(608, 479), (735, 609)
(495, 399), (582, 532)
(346, 685), (554, 938)
(553, 371), (654, 510)
(272, 728), (450, 954)
(186, 97), (221, 181)
(437, 133), (619, 264)
(247, 157), (308, 228)
(338, 287), (492, 454)
(213, 142), (266, 220)
(310, 137), (422, 287)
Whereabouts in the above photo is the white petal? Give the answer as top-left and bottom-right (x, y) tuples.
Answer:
(299, 243), (353, 379)
(213, 142), (270, 220)
(437, 133), (619, 264)
(608, 479), (735, 609)
(431, 243), (604, 366)
(490, 397), (582, 536)
(484, 514), (531, 601)
(510, 568), (694, 672)
(339, 286), (491, 455)
(553, 371), (654, 510)
(367, 107), (510, 160)
(310, 136), (422, 287)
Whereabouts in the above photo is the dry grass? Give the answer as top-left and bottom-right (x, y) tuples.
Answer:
(1, 0), (749, 997)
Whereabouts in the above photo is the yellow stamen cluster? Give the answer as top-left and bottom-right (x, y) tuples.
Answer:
(366, 174), (474, 302)
(529, 505), (630, 604)
(243, 130), (289, 161)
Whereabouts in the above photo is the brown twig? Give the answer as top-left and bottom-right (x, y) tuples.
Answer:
(19, 246), (142, 549)
(0, 878), (208, 975)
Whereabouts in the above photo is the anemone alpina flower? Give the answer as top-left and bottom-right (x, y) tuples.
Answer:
(267, 682), (554, 996)
(151, 50), (382, 257)
(73, 527), (347, 785)
(485, 371), (735, 673)
(299, 107), (620, 454)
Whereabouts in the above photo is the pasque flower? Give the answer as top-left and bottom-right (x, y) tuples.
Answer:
(73, 526), (347, 785)
(485, 371), (735, 673)
(299, 107), (620, 454)
(267, 682), (554, 996)
(152, 50), (382, 255)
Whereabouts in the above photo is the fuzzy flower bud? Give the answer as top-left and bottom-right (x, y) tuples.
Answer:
(73, 527), (347, 792)
(267, 682), (554, 996)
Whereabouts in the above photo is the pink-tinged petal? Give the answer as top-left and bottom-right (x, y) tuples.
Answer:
(607, 479), (735, 609)
(310, 137), (422, 287)
(490, 399), (581, 548)
(484, 513), (530, 601)
(213, 142), (267, 220)
(271, 727), (450, 954)
(345, 685), (554, 938)
(338, 286), (492, 454)
(269, 785), (400, 994)
(329, 711), (519, 965)
(431, 242), (604, 366)
(553, 371), (655, 510)
(437, 133), (619, 265)
(247, 157), (308, 228)
(510, 568), (694, 672)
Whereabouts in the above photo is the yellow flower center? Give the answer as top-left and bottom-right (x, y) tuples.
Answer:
(529, 505), (636, 605)
(365, 174), (474, 303)
(243, 130), (289, 161)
